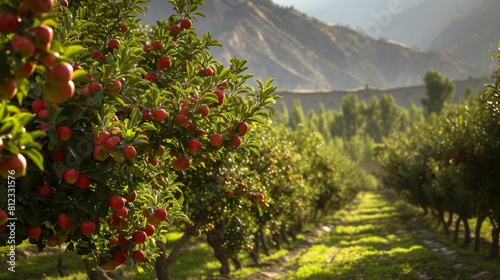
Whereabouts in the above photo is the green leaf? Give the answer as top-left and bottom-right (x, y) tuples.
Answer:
(63, 45), (85, 58)
(22, 148), (44, 171)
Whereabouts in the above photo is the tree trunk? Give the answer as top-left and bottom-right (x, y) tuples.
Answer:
(156, 217), (207, 280)
(287, 228), (297, 241)
(490, 228), (499, 258)
(272, 232), (281, 250)
(474, 214), (486, 252)
(206, 222), (231, 276)
(438, 209), (450, 236)
(453, 217), (461, 243)
(249, 233), (260, 265)
(84, 259), (111, 280)
(231, 255), (242, 270)
(445, 211), (454, 228)
(463, 217), (471, 246)
(280, 228), (291, 246)
(259, 227), (270, 256)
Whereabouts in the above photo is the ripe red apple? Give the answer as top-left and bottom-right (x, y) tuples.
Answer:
(25, 0), (54, 14)
(80, 221), (95, 235)
(43, 80), (75, 104)
(82, 82), (103, 96)
(31, 100), (46, 114)
(108, 195), (125, 211)
(125, 190), (137, 202)
(63, 169), (80, 184)
(141, 110), (152, 121)
(173, 156), (190, 171)
(107, 39), (120, 49)
(132, 250), (145, 262)
(76, 175), (91, 189)
(209, 134), (224, 147)
(229, 136), (242, 148)
(108, 126), (123, 138)
(57, 126), (72, 141)
(0, 153), (27, 179)
(256, 193), (265, 201)
(33, 24), (53, 45)
(132, 230), (147, 244)
(204, 68), (215, 77)
(26, 225), (42, 239)
(14, 62), (35, 79)
(113, 251), (127, 266)
(197, 105), (210, 117)
(143, 224), (155, 236)
(93, 131), (110, 145)
(93, 146), (110, 161)
(155, 145), (165, 156)
(227, 190), (234, 197)
(118, 22), (128, 32)
(47, 62), (73, 85)
(144, 72), (157, 83)
(0, 79), (18, 100)
(57, 213), (72, 228)
(246, 192), (254, 199)
(237, 121), (249, 136)
(153, 208), (167, 222)
(170, 25), (181, 35)
(40, 51), (60, 67)
(122, 146), (137, 160)
(180, 18), (192, 29)
(156, 56), (172, 69)
(0, 11), (20, 34)
(187, 140), (202, 152)
(92, 50), (102, 59)
(105, 136), (121, 152)
(113, 207), (128, 219)
(175, 114), (188, 126)
(152, 108), (167, 121)
(11, 35), (35, 57)
(106, 79), (122, 94)
(213, 90), (224, 106)
(0, 210), (9, 225)
(151, 40), (162, 50)
(37, 185), (54, 199)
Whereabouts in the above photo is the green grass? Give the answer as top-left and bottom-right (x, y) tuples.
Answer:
(282, 190), (500, 280)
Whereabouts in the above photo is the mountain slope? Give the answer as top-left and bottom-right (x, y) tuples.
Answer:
(430, 0), (500, 73)
(142, 0), (476, 90)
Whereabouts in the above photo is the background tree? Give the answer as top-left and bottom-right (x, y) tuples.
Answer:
(421, 69), (455, 115)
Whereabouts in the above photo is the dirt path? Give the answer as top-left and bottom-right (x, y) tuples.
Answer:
(238, 189), (499, 280)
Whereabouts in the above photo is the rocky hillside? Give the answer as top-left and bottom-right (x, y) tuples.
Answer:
(142, 0), (477, 90)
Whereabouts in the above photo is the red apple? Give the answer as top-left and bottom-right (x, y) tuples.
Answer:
(237, 121), (249, 136)
(63, 169), (80, 184)
(0, 210), (8, 225)
(37, 185), (54, 199)
(0, 153), (27, 179)
(43, 80), (75, 104)
(14, 62), (35, 79)
(209, 134), (224, 147)
(197, 106), (210, 117)
(33, 24), (53, 45)
(143, 224), (155, 236)
(113, 207), (128, 219)
(170, 25), (181, 35)
(204, 68), (215, 77)
(156, 56), (172, 69)
(153, 208), (167, 221)
(229, 136), (242, 148)
(175, 114), (188, 126)
(0, 79), (17, 100)
(180, 18), (192, 29)
(26, 225), (42, 239)
(213, 90), (224, 106)
(105, 136), (121, 152)
(132, 250), (145, 262)
(122, 146), (136, 160)
(107, 39), (120, 49)
(125, 191), (137, 203)
(0, 11), (20, 34)
(132, 230), (147, 244)
(173, 156), (190, 171)
(187, 140), (202, 152)
(57, 126), (72, 141)
(57, 213), (72, 228)
(152, 108), (167, 121)
(144, 72), (157, 82)
(47, 62), (73, 85)
(106, 79), (122, 94)
(80, 221), (95, 235)
(93, 146), (110, 161)
(76, 175), (91, 189)
(151, 40), (162, 50)
(108, 195), (125, 211)
(11, 35), (35, 57)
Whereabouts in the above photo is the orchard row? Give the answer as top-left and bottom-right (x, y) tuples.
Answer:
(377, 53), (500, 257)
(0, 0), (367, 278)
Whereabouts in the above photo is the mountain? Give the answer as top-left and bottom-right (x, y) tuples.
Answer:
(141, 0), (476, 90)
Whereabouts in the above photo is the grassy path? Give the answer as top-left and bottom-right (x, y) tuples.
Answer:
(244, 189), (500, 280)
